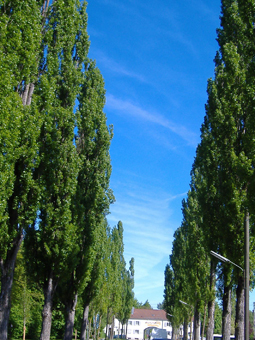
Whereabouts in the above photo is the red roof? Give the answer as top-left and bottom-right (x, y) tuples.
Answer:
(130, 309), (168, 321)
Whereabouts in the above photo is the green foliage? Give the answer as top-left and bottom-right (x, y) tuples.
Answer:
(0, 2), (43, 338)
(118, 257), (135, 324)
(8, 246), (44, 340)
(0, 1), (130, 339)
(0, 0), (42, 261)
(214, 302), (223, 334)
(165, 0), (255, 337)
(106, 221), (127, 323)
(0, 0), (116, 339)
(133, 299), (152, 310)
(70, 60), (114, 292)
(24, 0), (85, 297)
(163, 263), (184, 328)
(157, 302), (164, 310)
(50, 305), (65, 340)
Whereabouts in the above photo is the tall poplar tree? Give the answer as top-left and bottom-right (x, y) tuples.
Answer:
(60, 60), (114, 340)
(0, 1), (41, 338)
(82, 224), (113, 340)
(164, 263), (184, 340)
(190, 1), (255, 340)
(165, 190), (210, 340)
(107, 222), (126, 340)
(117, 257), (135, 336)
(1, 1), (114, 340)
(24, 1), (90, 339)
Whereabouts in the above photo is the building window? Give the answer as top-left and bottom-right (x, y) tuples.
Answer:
(127, 330), (131, 334)
(128, 321), (132, 325)
(164, 322), (170, 327)
(135, 321), (140, 326)
(134, 330), (139, 334)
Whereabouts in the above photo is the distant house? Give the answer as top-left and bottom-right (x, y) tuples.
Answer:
(110, 308), (173, 340)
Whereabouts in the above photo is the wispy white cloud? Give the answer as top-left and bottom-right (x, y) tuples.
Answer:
(106, 94), (199, 147)
(90, 50), (146, 82)
(107, 177), (186, 306)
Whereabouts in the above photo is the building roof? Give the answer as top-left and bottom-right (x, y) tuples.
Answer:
(130, 309), (168, 321)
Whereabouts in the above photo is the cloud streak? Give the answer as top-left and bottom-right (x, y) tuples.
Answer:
(90, 49), (146, 82)
(107, 177), (185, 306)
(106, 94), (199, 147)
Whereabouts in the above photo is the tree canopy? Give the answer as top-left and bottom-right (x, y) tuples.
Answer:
(0, 1), (135, 339)
(164, 2), (255, 340)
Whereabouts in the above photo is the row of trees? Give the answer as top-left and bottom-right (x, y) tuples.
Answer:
(164, 1), (255, 340)
(10, 226), (135, 340)
(0, 1), (134, 339)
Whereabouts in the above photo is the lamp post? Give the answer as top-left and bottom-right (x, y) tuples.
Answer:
(210, 248), (249, 340)
(180, 300), (193, 308)
(210, 251), (243, 271)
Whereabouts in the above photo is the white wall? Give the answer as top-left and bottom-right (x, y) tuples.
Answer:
(111, 318), (172, 340)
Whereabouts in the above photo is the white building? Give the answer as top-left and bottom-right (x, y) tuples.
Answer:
(111, 308), (173, 340)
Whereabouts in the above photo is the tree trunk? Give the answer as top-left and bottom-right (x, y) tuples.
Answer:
(207, 261), (216, 340)
(121, 320), (124, 338)
(97, 314), (102, 340)
(40, 273), (57, 340)
(190, 316), (193, 340)
(0, 233), (23, 340)
(106, 308), (112, 340)
(80, 303), (90, 340)
(172, 326), (178, 340)
(110, 315), (115, 340)
(23, 325), (26, 340)
(235, 275), (244, 340)
(21, 83), (35, 106)
(63, 291), (78, 340)
(202, 303), (207, 340)
(93, 313), (96, 340)
(222, 284), (232, 340)
(183, 318), (189, 340)
(88, 318), (91, 340)
(194, 308), (200, 340)
(207, 299), (215, 340)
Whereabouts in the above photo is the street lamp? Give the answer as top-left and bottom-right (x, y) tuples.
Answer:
(179, 300), (193, 307)
(210, 250), (249, 340)
(210, 250), (244, 271)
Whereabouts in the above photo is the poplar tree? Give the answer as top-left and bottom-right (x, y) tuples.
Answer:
(190, 1), (255, 340)
(107, 222), (126, 340)
(191, 119), (223, 340)
(0, 1), (41, 338)
(165, 190), (210, 340)
(1, 1), (115, 340)
(24, 1), (90, 339)
(82, 224), (113, 340)
(61, 60), (114, 340)
(117, 257), (135, 336)
(79, 221), (111, 340)
(181, 191), (210, 340)
(164, 263), (184, 340)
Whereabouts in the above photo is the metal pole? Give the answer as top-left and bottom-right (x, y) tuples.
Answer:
(245, 212), (249, 340)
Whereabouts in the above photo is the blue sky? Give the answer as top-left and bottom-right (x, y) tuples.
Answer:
(86, 0), (255, 310)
